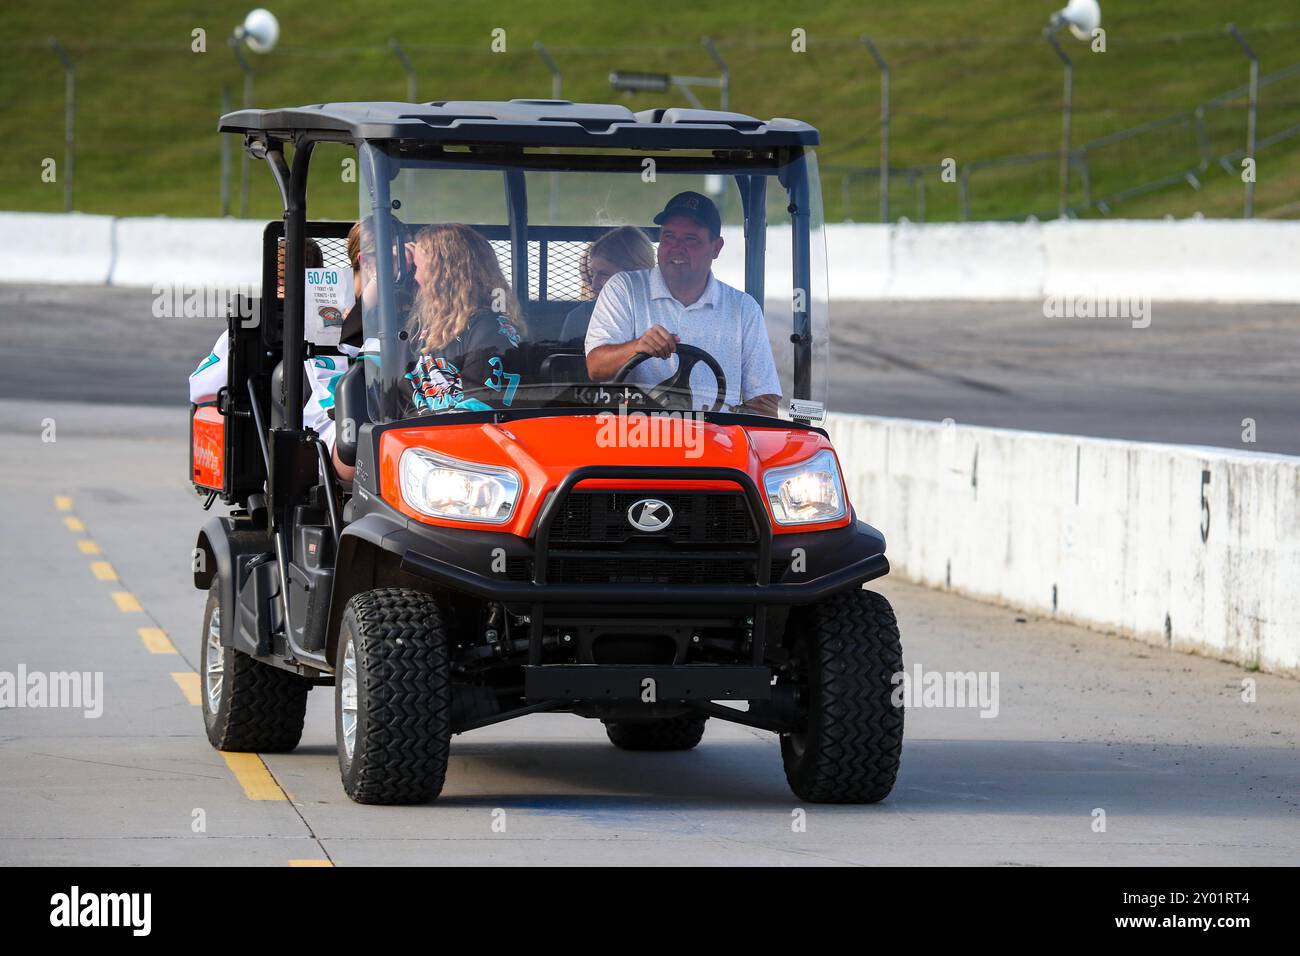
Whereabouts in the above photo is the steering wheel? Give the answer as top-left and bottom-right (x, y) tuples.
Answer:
(611, 343), (728, 412)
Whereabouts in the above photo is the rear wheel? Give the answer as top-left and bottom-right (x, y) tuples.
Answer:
(604, 716), (707, 751)
(335, 588), (452, 805)
(780, 588), (904, 803)
(200, 586), (310, 752)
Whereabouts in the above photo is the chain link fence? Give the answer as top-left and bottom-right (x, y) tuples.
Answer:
(825, 60), (1300, 223)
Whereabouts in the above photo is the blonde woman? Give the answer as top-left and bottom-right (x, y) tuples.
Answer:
(403, 223), (525, 414)
(560, 225), (655, 343)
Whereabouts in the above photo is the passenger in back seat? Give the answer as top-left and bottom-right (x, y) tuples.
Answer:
(559, 226), (655, 344)
(190, 239), (346, 448)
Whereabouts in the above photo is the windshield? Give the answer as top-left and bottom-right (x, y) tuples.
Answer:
(355, 144), (829, 426)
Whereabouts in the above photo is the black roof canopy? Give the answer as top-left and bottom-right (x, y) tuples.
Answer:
(219, 99), (819, 150)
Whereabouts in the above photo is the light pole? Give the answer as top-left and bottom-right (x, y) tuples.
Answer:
(534, 43), (564, 223)
(861, 36), (890, 223)
(225, 8), (279, 218)
(1042, 30), (1074, 220)
(609, 37), (728, 111)
(1226, 23), (1259, 218)
(1044, 0), (1101, 218)
(390, 39), (417, 102)
(701, 36), (729, 111)
(48, 38), (74, 213)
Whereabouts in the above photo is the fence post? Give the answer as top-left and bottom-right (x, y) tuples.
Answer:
(861, 36), (890, 224)
(48, 38), (74, 213)
(1226, 24), (1259, 218)
(220, 85), (231, 216)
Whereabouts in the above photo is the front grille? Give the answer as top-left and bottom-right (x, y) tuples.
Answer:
(549, 491), (756, 545)
(547, 555), (753, 585)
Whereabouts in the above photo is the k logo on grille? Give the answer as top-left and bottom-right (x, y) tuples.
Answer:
(627, 498), (674, 532)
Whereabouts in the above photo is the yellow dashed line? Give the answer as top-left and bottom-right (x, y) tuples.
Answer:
(288, 859), (334, 867)
(63, 502), (294, 814)
(171, 671), (201, 705)
(138, 627), (177, 654)
(112, 591), (143, 612)
(221, 753), (288, 801)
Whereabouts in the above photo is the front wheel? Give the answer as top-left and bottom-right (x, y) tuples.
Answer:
(780, 588), (904, 803)
(335, 588), (452, 805)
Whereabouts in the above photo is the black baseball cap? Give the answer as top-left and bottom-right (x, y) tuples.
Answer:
(653, 191), (722, 236)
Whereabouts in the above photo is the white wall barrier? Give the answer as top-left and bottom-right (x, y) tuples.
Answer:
(1, 213), (1297, 303)
(0, 211), (115, 285)
(819, 220), (1300, 303)
(112, 216), (264, 289)
(826, 413), (1300, 676)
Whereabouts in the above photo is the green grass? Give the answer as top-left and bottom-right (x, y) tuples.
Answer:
(2, 0), (1297, 221)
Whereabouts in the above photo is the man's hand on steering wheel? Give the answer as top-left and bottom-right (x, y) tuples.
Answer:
(634, 325), (679, 360)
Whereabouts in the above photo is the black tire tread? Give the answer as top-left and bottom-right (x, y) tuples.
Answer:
(783, 588), (904, 803)
(204, 589), (310, 754)
(339, 588), (451, 805)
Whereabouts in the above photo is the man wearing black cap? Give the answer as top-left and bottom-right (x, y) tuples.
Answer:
(585, 191), (781, 416)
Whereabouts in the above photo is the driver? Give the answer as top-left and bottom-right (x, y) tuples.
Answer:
(584, 191), (781, 415)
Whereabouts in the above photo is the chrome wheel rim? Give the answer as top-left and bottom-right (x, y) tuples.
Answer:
(204, 603), (224, 712)
(340, 636), (358, 760)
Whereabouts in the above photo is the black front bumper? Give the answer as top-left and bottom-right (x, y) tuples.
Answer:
(400, 546), (887, 605)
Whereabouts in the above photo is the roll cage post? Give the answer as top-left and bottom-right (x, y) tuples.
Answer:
(282, 138), (314, 432)
(737, 173), (767, 311)
(504, 169), (529, 316)
(358, 142), (402, 422)
(779, 148), (813, 402)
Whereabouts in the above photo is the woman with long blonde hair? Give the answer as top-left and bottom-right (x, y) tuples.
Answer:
(402, 223), (526, 414)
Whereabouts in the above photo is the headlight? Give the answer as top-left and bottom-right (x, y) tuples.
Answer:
(398, 448), (520, 524)
(762, 449), (847, 525)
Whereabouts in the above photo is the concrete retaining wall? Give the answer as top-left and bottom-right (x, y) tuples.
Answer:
(826, 413), (1300, 676)
(2, 213), (1296, 303)
(0, 212), (116, 285)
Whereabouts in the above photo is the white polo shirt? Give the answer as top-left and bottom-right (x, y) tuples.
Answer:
(584, 267), (781, 411)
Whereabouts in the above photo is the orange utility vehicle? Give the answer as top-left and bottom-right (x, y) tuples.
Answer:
(191, 100), (903, 804)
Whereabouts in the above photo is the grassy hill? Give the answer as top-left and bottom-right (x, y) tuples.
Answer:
(2, 0), (1297, 222)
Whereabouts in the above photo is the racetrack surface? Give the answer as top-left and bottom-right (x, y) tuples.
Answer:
(2, 284), (1298, 454)
(0, 400), (1295, 866)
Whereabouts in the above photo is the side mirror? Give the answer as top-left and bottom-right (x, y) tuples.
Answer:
(334, 362), (369, 467)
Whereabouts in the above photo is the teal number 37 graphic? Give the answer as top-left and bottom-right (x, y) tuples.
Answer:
(484, 356), (520, 406)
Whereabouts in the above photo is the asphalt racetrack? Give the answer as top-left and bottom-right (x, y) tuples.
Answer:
(0, 285), (1297, 864)
(2, 284), (1298, 454)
